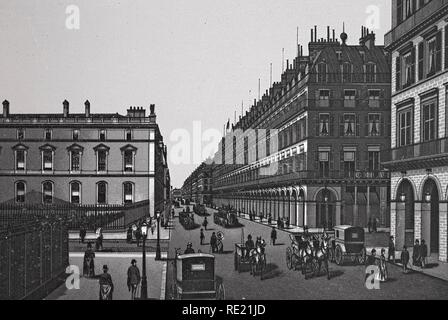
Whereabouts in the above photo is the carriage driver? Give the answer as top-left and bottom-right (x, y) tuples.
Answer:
(245, 235), (255, 258)
(184, 242), (195, 254)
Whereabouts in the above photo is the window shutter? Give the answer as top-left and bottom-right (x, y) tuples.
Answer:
(316, 116), (320, 136)
(418, 42), (424, 80)
(356, 115), (360, 136)
(436, 31), (442, 72)
(364, 115), (369, 137)
(395, 56), (401, 91)
(330, 115), (334, 137)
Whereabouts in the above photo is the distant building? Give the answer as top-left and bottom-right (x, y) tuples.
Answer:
(181, 162), (214, 205)
(0, 100), (170, 216)
(384, 0), (448, 261)
(172, 188), (182, 201)
(212, 25), (391, 229)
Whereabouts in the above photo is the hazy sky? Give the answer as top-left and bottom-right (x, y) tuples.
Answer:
(0, 0), (391, 187)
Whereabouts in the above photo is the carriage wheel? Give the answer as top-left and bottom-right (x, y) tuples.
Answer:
(335, 245), (344, 266)
(234, 252), (238, 271)
(286, 247), (292, 270)
(216, 282), (225, 300)
(358, 247), (367, 265)
(328, 248), (335, 263)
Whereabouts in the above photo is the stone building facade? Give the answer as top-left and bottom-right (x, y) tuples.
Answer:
(384, 0), (448, 261)
(212, 26), (391, 230)
(0, 100), (170, 216)
(181, 162), (214, 205)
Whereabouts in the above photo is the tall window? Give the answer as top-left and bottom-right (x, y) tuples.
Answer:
(318, 150), (330, 178)
(342, 63), (352, 83)
(403, 50), (415, 86)
(397, 0), (404, 24)
(15, 181), (26, 203)
(42, 150), (53, 171)
(42, 181), (53, 204)
(422, 101), (437, 142)
(368, 150), (381, 171)
(368, 90), (381, 108)
(98, 150), (107, 172)
(343, 151), (356, 177)
(97, 182), (107, 204)
(365, 63), (376, 83)
(124, 150), (134, 172)
(368, 114), (381, 136)
(16, 149), (26, 171)
(398, 109), (412, 146)
(123, 182), (133, 204)
(70, 181), (81, 204)
(44, 129), (52, 141)
(427, 33), (442, 76)
(319, 114), (330, 136)
(343, 114), (356, 136)
(317, 63), (327, 83)
(344, 90), (356, 108)
(71, 151), (81, 172)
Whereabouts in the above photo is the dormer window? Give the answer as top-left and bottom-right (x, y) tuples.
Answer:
(73, 129), (80, 141)
(365, 63), (377, 83)
(342, 63), (352, 83)
(316, 63), (327, 83)
(17, 129), (25, 140)
(99, 129), (106, 142)
(44, 129), (52, 141)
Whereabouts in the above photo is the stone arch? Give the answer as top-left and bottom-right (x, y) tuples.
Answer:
(418, 174), (442, 201)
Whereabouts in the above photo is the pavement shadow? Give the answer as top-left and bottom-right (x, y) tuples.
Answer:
(328, 269), (344, 279)
(424, 263), (439, 269)
(262, 263), (283, 280)
(272, 243), (285, 246)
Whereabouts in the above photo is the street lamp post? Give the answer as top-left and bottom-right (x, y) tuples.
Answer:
(324, 189), (329, 231)
(155, 210), (161, 260)
(140, 222), (148, 300)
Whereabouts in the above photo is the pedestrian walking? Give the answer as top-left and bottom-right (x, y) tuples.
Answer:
(79, 226), (87, 244)
(267, 214), (272, 225)
(99, 265), (114, 300)
(135, 227), (142, 247)
(200, 228), (205, 245)
(270, 227), (277, 246)
(421, 239), (428, 268)
(95, 227), (103, 251)
(83, 242), (95, 278)
(127, 259), (141, 300)
(202, 217), (208, 230)
(401, 245), (410, 273)
(378, 248), (388, 282)
(367, 217), (372, 233)
(387, 236), (395, 263)
(413, 239), (421, 267)
(210, 232), (217, 253)
(372, 218), (377, 233)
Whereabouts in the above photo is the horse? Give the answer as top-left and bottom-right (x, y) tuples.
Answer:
(249, 239), (266, 277)
(313, 235), (331, 280)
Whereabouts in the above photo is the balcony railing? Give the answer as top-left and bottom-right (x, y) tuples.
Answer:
(309, 73), (391, 84)
(391, 137), (448, 161)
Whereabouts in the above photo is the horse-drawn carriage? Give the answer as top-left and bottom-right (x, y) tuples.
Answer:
(193, 204), (208, 216)
(179, 211), (195, 230)
(234, 239), (266, 279)
(171, 250), (225, 300)
(214, 207), (239, 228)
(328, 225), (366, 265)
(285, 233), (330, 280)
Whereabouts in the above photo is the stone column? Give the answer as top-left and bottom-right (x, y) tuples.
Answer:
(419, 202), (429, 244)
(335, 201), (342, 226)
(307, 201), (316, 227)
(395, 202), (406, 251)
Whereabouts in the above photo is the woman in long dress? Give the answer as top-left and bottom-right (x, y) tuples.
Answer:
(378, 248), (388, 282)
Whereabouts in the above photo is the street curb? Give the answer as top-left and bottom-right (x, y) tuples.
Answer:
(160, 261), (167, 300)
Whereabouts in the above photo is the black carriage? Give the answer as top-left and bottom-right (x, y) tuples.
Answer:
(329, 225), (366, 265)
(171, 252), (225, 300)
(214, 207), (239, 228)
(179, 211), (195, 230)
(193, 204), (208, 216)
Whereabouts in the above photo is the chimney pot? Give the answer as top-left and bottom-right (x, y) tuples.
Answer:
(84, 100), (90, 117)
(63, 100), (69, 117)
(150, 104), (155, 115)
(2, 100), (10, 117)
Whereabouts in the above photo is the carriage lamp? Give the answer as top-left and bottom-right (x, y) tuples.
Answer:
(425, 192), (431, 202)
(400, 193), (406, 202)
(155, 210), (162, 260)
(140, 221), (148, 300)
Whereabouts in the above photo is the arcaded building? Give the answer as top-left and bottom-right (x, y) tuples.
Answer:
(384, 0), (448, 261)
(0, 100), (170, 217)
(212, 26), (391, 230)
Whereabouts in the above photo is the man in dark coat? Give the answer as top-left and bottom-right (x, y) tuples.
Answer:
(367, 217), (372, 233)
(387, 236), (395, 263)
(83, 242), (95, 278)
(184, 242), (195, 254)
(127, 259), (141, 300)
(413, 239), (421, 266)
(420, 239), (428, 268)
(365, 249), (377, 281)
(202, 217), (208, 230)
(270, 227), (277, 246)
(79, 226), (87, 244)
(372, 218), (377, 233)
(126, 226), (133, 243)
(200, 228), (205, 245)
(99, 265), (114, 300)
(401, 245), (410, 273)
(210, 232), (217, 253)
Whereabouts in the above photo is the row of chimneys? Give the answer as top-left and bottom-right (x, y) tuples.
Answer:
(2, 100), (156, 118)
(310, 26), (338, 43)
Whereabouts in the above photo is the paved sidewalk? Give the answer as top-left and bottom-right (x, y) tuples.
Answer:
(68, 224), (171, 241)
(45, 252), (167, 300)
